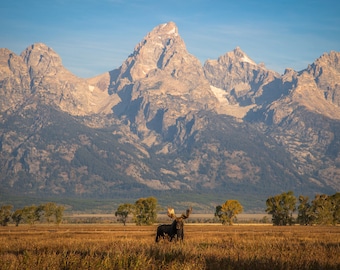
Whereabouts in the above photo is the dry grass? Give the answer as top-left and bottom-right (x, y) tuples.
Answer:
(0, 224), (339, 269)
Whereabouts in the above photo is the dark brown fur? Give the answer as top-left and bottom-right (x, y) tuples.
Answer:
(155, 207), (192, 243)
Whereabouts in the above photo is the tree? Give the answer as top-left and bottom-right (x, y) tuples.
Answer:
(297, 195), (313, 225)
(115, 203), (133, 225)
(310, 194), (334, 225)
(43, 202), (57, 224)
(54, 205), (65, 225)
(0, 205), (13, 226)
(133, 197), (158, 225)
(35, 204), (45, 222)
(22, 205), (39, 225)
(39, 202), (64, 225)
(266, 191), (296, 226)
(12, 209), (24, 226)
(215, 200), (243, 225)
(297, 193), (339, 226)
(330, 193), (340, 225)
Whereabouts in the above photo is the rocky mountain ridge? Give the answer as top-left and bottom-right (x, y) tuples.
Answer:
(0, 22), (339, 209)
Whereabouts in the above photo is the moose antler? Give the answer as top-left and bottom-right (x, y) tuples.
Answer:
(168, 207), (192, 220)
(167, 207), (176, 219)
(181, 207), (192, 219)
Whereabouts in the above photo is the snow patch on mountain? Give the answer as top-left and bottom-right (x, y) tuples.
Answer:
(210, 85), (256, 118)
(210, 85), (229, 104)
(240, 55), (256, 65)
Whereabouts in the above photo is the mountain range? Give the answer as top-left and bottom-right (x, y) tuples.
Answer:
(0, 22), (339, 211)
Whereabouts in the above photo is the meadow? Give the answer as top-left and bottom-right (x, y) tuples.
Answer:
(0, 224), (339, 270)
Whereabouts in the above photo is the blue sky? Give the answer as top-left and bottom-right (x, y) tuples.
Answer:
(1, 0), (339, 78)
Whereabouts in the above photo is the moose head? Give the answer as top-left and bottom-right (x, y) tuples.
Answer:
(167, 207), (192, 241)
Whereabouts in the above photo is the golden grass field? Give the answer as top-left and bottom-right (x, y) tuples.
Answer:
(0, 224), (339, 269)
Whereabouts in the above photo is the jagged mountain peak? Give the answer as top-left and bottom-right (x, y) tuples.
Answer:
(117, 21), (190, 82)
(309, 51), (340, 75)
(303, 51), (340, 108)
(0, 47), (14, 56)
(230, 46), (256, 65)
(21, 43), (64, 76)
(0, 48), (30, 112)
(108, 21), (213, 96)
(204, 47), (280, 109)
(0, 48), (28, 78)
(102, 22), (218, 142)
(0, 42), (118, 116)
(314, 51), (340, 69)
(283, 68), (297, 75)
(264, 51), (340, 125)
(149, 21), (179, 37)
(23, 42), (54, 53)
(211, 46), (257, 67)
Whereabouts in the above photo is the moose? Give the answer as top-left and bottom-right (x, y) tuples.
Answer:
(155, 207), (192, 242)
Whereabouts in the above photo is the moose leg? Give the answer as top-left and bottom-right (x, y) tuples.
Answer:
(169, 233), (176, 242)
(155, 226), (163, 242)
(156, 224), (172, 243)
(176, 229), (184, 241)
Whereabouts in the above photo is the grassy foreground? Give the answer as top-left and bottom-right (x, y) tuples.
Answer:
(0, 224), (339, 269)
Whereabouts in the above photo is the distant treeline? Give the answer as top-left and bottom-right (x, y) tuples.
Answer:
(266, 191), (339, 226)
(1, 191), (339, 226)
(0, 202), (65, 226)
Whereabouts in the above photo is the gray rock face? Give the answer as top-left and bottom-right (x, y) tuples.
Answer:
(204, 47), (280, 106)
(1, 43), (117, 116)
(103, 22), (218, 142)
(0, 48), (30, 112)
(0, 22), (339, 200)
(306, 51), (340, 107)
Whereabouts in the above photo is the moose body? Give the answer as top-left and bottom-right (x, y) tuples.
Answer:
(155, 207), (191, 243)
(155, 224), (176, 242)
